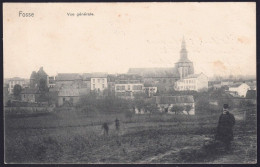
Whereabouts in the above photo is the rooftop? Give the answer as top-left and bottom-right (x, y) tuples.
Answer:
(128, 67), (179, 78)
(56, 73), (82, 81)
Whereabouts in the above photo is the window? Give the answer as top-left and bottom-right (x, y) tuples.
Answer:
(98, 79), (100, 83)
(93, 79), (95, 83)
(102, 84), (104, 88)
(93, 84), (95, 89)
(102, 79), (104, 83)
(122, 85), (125, 90)
(128, 85), (130, 90)
(116, 86), (120, 90)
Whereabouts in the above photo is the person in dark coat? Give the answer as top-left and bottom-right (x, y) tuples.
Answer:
(215, 104), (235, 152)
(115, 118), (120, 131)
(102, 123), (109, 135)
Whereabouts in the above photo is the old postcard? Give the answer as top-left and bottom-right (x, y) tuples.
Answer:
(3, 2), (256, 164)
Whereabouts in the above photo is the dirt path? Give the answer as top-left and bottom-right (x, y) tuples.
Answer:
(138, 146), (194, 163)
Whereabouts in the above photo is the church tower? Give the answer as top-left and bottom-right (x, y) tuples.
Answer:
(175, 37), (194, 79)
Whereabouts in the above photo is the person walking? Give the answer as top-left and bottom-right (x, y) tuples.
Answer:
(102, 122), (109, 135)
(215, 104), (236, 152)
(115, 118), (120, 132)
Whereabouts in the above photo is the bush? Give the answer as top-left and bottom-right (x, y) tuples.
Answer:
(77, 93), (131, 114)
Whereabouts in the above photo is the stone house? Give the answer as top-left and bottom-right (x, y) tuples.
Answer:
(20, 88), (40, 102)
(58, 88), (80, 106)
(174, 73), (208, 92)
(229, 83), (250, 97)
(115, 74), (144, 99)
(90, 73), (108, 93)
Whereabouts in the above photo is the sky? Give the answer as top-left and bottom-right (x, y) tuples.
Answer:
(3, 2), (256, 79)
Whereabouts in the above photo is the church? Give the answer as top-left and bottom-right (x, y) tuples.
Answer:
(128, 38), (208, 93)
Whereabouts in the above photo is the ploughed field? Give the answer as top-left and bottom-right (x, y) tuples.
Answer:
(5, 107), (256, 163)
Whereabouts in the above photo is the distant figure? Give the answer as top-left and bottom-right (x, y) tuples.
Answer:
(215, 104), (235, 152)
(102, 123), (109, 135)
(115, 118), (120, 131)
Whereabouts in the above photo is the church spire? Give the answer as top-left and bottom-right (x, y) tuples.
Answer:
(180, 36), (188, 61)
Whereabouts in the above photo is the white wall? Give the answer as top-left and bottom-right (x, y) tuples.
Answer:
(196, 74), (208, 91)
(229, 83), (250, 97)
(91, 77), (108, 91)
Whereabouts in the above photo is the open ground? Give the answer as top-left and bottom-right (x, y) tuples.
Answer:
(5, 107), (256, 164)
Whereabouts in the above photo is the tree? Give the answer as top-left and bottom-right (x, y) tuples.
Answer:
(13, 84), (22, 100)
(39, 78), (48, 92)
(170, 105), (185, 115)
(185, 105), (192, 115)
(145, 103), (159, 117)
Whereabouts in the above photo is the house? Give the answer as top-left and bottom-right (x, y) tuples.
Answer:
(115, 83), (144, 99)
(20, 88), (40, 102)
(58, 88), (80, 106)
(155, 95), (195, 115)
(8, 77), (29, 94)
(55, 73), (82, 89)
(114, 74), (144, 99)
(229, 83), (250, 97)
(48, 86), (60, 106)
(174, 73), (208, 92)
(90, 73), (108, 93)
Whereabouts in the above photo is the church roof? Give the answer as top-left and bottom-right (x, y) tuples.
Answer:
(128, 67), (179, 78)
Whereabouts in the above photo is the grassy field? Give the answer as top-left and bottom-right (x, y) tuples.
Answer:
(4, 107), (257, 164)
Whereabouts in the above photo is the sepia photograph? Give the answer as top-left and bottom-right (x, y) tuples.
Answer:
(3, 2), (256, 164)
